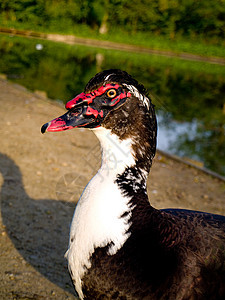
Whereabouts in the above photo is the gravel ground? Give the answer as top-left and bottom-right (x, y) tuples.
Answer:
(0, 79), (224, 299)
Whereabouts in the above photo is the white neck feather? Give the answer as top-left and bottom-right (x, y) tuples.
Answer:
(93, 126), (136, 175)
(66, 127), (136, 299)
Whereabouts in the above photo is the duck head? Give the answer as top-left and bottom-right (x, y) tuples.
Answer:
(41, 69), (157, 171)
(41, 69), (155, 134)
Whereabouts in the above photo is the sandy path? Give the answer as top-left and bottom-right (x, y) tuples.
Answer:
(0, 79), (224, 299)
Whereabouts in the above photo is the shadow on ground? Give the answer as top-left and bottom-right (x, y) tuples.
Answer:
(0, 152), (76, 296)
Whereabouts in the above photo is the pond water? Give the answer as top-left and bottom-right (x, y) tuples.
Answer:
(0, 35), (224, 176)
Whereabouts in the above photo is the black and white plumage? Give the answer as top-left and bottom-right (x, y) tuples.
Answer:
(42, 69), (225, 300)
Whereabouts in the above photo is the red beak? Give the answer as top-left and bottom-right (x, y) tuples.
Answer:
(41, 112), (74, 133)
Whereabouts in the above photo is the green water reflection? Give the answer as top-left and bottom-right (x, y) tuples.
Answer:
(0, 35), (224, 175)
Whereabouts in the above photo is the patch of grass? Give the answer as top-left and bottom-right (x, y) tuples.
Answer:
(0, 20), (225, 59)
(94, 29), (225, 59)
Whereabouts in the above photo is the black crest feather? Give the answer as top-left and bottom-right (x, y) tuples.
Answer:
(85, 69), (148, 98)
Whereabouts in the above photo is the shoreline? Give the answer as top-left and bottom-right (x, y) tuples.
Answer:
(1, 27), (225, 66)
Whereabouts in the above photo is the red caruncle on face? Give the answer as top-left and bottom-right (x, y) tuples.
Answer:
(65, 83), (131, 112)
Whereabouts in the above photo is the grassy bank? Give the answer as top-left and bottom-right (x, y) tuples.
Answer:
(0, 20), (225, 59)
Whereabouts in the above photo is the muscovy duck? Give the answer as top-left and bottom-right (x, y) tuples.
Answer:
(41, 69), (225, 300)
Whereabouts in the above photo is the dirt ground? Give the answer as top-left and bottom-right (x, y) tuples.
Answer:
(0, 78), (224, 299)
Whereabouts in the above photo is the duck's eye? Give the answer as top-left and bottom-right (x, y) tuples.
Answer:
(106, 89), (117, 98)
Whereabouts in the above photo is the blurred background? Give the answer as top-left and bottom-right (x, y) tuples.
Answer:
(0, 0), (224, 175)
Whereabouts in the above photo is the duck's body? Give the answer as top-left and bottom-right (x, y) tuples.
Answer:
(42, 69), (225, 299)
(80, 208), (225, 300)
